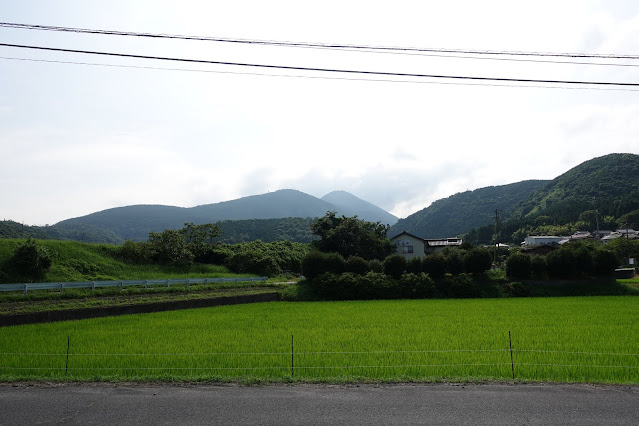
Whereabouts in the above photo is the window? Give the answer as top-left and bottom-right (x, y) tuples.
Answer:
(402, 246), (414, 254)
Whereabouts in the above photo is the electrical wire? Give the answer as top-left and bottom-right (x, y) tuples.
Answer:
(2, 21), (639, 61)
(4, 55), (638, 91)
(1, 42), (638, 87)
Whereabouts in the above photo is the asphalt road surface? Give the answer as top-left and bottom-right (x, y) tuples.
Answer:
(1, 383), (638, 425)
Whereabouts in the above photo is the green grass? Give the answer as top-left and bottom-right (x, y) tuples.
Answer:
(0, 239), (241, 283)
(1, 296), (638, 384)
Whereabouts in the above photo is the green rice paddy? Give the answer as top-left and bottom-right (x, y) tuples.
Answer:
(1, 296), (638, 383)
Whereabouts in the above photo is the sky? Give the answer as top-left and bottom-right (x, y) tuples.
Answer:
(1, 0), (638, 225)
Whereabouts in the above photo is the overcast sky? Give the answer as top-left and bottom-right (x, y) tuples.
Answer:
(1, 1), (638, 225)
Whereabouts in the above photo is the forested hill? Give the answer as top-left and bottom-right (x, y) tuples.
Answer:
(388, 180), (549, 239)
(43, 189), (396, 242)
(466, 153), (639, 244)
(511, 153), (639, 222)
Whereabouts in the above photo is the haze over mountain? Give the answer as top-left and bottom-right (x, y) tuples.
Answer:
(53, 189), (398, 242)
(3, 153), (638, 245)
(321, 191), (398, 225)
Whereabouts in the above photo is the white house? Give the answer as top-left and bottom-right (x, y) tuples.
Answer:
(391, 231), (425, 260)
(390, 231), (463, 260)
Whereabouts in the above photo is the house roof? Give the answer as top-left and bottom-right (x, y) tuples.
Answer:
(389, 231), (424, 241)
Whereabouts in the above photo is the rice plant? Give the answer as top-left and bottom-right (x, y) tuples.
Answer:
(1, 296), (638, 383)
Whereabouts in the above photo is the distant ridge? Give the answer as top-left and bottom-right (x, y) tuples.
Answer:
(321, 190), (398, 225)
(388, 180), (548, 239)
(54, 189), (397, 242)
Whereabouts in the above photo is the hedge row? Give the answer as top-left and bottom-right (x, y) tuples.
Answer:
(505, 243), (620, 280)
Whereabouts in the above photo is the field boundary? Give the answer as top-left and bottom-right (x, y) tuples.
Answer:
(0, 292), (281, 327)
(0, 277), (268, 295)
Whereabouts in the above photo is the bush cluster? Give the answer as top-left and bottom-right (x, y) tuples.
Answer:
(505, 241), (621, 280)
(115, 233), (309, 277)
(301, 247), (496, 300)
(7, 237), (53, 282)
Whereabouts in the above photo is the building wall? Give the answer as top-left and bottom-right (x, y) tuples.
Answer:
(391, 234), (425, 260)
(523, 236), (563, 246)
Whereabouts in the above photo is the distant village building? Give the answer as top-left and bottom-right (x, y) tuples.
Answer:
(522, 236), (563, 246)
(390, 231), (462, 259)
(601, 229), (639, 244)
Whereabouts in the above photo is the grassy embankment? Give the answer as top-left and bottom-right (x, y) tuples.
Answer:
(1, 296), (638, 384)
(0, 239), (289, 315)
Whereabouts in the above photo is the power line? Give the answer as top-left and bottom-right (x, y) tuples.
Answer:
(2, 42), (638, 87)
(4, 55), (638, 92)
(2, 21), (639, 61)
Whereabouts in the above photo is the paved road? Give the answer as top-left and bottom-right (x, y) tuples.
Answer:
(1, 383), (638, 425)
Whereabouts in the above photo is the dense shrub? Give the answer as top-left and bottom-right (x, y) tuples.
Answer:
(505, 252), (532, 280)
(463, 247), (492, 275)
(406, 257), (423, 274)
(546, 248), (577, 279)
(572, 245), (594, 277)
(344, 256), (370, 275)
(309, 272), (393, 300)
(114, 240), (152, 263)
(383, 254), (406, 279)
(301, 251), (345, 279)
(422, 253), (446, 278)
(530, 255), (547, 279)
(444, 248), (465, 275)
(440, 273), (479, 298)
(10, 237), (53, 281)
(147, 229), (194, 267)
(399, 273), (437, 298)
(592, 249), (619, 276)
(504, 281), (529, 297)
(227, 240), (309, 276)
(368, 259), (384, 273)
(226, 251), (280, 276)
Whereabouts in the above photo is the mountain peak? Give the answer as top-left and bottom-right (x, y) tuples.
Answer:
(321, 191), (398, 225)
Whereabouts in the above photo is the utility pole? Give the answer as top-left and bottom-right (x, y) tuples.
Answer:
(592, 197), (600, 239)
(625, 223), (631, 267)
(494, 209), (501, 265)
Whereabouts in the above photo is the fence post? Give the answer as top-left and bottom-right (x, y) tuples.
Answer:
(59, 283), (63, 293)
(65, 335), (70, 376)
(23, 284), (27, 296)
(509, 330), (515, 380)
(291, 334), (294, 377)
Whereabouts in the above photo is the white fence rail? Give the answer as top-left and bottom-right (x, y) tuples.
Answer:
(0, 277), (268, 296)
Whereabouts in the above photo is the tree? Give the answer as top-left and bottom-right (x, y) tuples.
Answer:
(422, 253), (446, 278)
(443, 248), (465, 275)
(147, 229), (194, 267)
(383, 254), (406, 279)
(463, 247), (492, 275)
(310, 212), (393, 260)
(505, 252), (532, 280)
(180, 223), (222, 262)
(10, 237), (52, 281)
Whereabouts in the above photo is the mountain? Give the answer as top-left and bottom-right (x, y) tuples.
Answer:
(52, 189), (396, 242)
(321, 191), (398, 225)
(512, 153), (639, 222)
(388, 180), (548, 239)
(466, 153), (639, 244)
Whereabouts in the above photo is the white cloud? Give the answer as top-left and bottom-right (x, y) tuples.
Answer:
(1, 1), (639, 225)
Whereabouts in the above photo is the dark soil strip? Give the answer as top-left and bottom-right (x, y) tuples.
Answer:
(0, 292), (281, 327)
